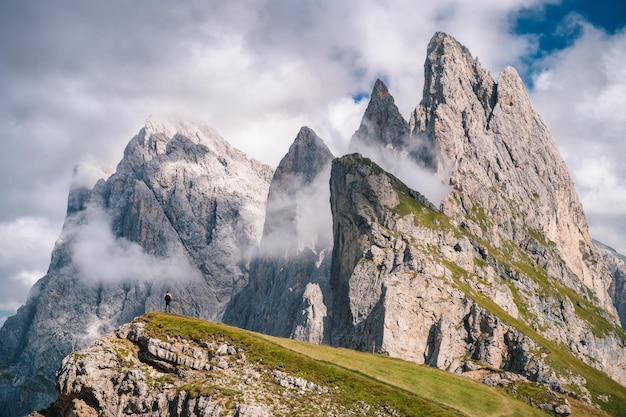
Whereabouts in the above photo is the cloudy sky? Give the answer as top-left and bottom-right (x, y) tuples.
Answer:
(1, 0), (625, 323)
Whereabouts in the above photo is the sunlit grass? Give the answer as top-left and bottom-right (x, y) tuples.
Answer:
(140, 313), (461, 416)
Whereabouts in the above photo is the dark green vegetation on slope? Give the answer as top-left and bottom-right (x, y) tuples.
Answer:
(140, 313), (582, 417)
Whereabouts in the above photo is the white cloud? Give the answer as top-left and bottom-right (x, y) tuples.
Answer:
(260, 161), (334, 259)
(0, 217), (60, 310)
(70, 163), (111, 189)
(69, 205), (204, 285)
(354, 135), (451, 208)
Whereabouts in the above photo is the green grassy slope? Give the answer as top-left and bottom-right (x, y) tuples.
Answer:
(138, 313), (616, 416)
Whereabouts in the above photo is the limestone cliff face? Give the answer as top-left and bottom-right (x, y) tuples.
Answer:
(328, 153), (626, 400)
(0, 119), (272, 417)
(411, 32), (615, 315)
(224, 127), (334, 344)
(328, 154), (437, 351)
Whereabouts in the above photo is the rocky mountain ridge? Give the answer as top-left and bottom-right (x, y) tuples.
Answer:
(2, 31), (626, 416)
(225, 32), (626, 394)
(413, 33), (615, 314)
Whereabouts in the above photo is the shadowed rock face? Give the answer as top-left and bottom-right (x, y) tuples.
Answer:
(351, 79), (410, 153)
(224, 127), (334, 344)
(596, 240), (626, 327)
(0, 119), (272, 417)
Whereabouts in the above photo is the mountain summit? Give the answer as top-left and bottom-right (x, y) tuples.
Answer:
(412, 33), (614, 312)
(350, 78), (410, 152)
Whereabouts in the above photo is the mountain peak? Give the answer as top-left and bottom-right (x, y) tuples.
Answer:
(494, 65), (532, 109)
(418, 32), (495, 118)
(350, 78), (410, 153)
(371, 78), (390, 99)
(129, 117), (239, 164)
(426, 31), (472, 58)
(273, 126), (333, 189)
(412, 32), (616, 315)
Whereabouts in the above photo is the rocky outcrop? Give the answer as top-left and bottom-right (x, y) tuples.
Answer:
(31, 319), (323, 417)
(224, 127), (334, 343)
(0, 119), (273, 417)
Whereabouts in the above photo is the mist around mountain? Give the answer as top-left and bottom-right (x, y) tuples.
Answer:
(3, 32), (626, 417)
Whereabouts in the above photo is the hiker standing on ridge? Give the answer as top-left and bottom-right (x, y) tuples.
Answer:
(164, 290), (172, 313)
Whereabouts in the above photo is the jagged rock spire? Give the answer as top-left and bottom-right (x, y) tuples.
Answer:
(411, 32), (616, 314)
(272, 126), (333, 185)
(350, 79), (410, 153)
(350, 78), (439, 171)
(262, 126), (334, 249)
(413, 31), (496, 125)
(224, 126), (334, 344)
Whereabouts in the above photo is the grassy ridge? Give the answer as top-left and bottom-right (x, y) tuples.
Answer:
(139, 313), (570, 416)
(140, 313), (458, 416)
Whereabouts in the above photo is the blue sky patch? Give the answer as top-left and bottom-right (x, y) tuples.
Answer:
(515, 0), (624, 56)
(352, 91), (370, 103)
(512, 0), (624, 87)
